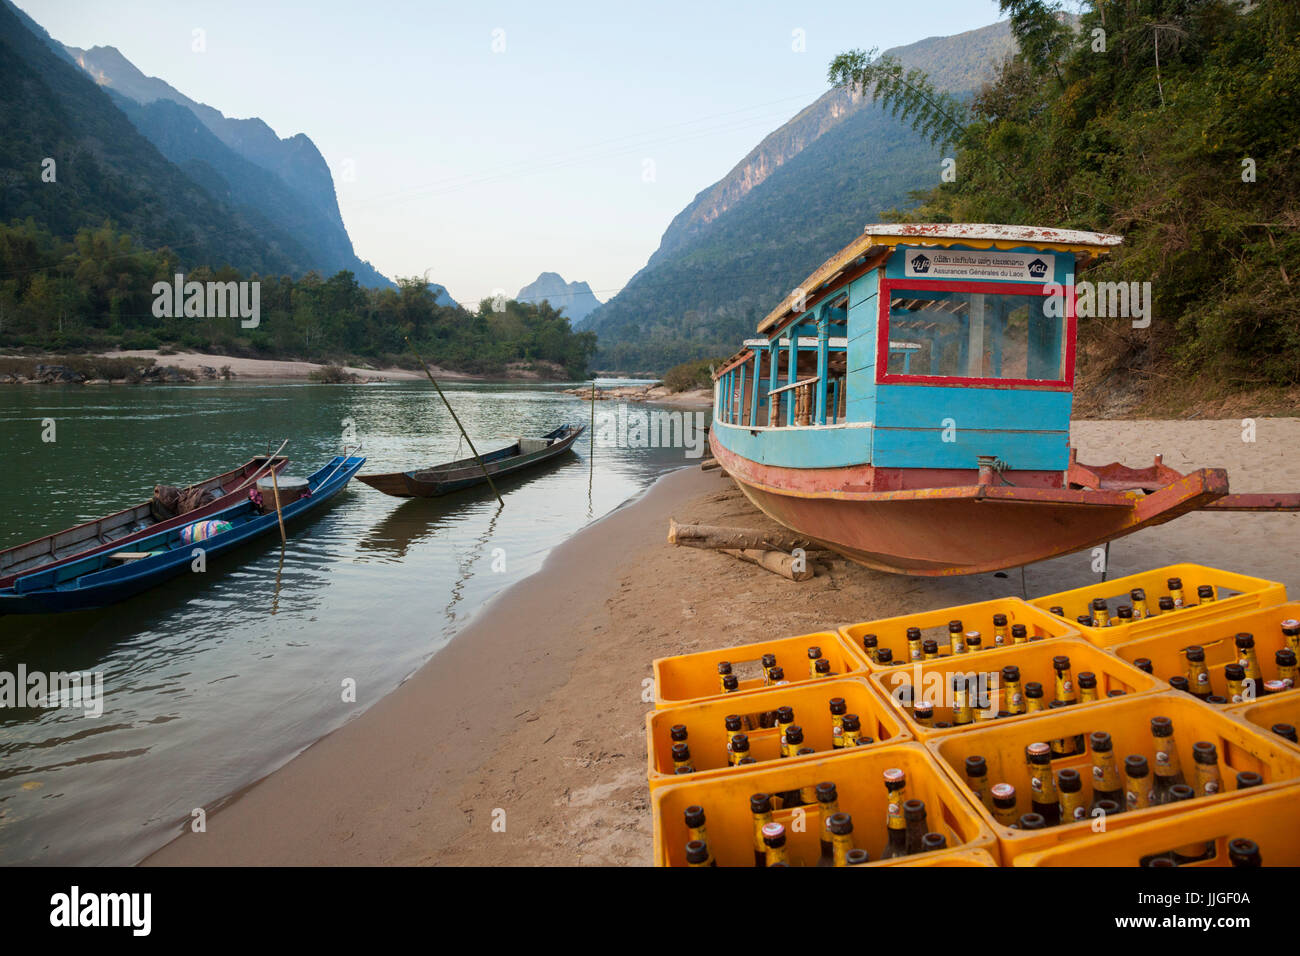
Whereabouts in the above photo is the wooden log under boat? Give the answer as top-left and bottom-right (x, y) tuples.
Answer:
(358, 424), (584, 498)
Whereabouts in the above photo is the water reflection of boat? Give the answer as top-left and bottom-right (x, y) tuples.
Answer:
(356, 451), (578, 560)
(357, 425), (583, 498)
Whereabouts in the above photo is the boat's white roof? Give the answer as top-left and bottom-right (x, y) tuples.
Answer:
(862, 223), (1123, 246)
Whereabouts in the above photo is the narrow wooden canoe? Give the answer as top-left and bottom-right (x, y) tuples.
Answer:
(358, 424), (584, 498)
(0, 455), (364, 615)
(0, 455), (288, 589)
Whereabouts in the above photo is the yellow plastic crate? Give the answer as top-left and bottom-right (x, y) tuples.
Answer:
(926, 691), (1300, 863)
(652, 630), (864, 709)
(646, 677), (909, 789)
(837, 597), (1078, 672)
(651, 742), (996, 867)
(1027, 563), (1287, 649)
(888, 847), (999, 867)
(1015, 785), (1300, 866)
(1113, 601), (1300, 706)
(868, 637), (1162, 739)
(1230, 693), (1300, 750)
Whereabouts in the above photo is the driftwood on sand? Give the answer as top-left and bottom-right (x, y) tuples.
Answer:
(717, 547), (816, 582)
(667, 518), (831, 553)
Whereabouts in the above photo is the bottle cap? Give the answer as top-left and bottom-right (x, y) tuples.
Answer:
(1282, 619), (1300, 633)
(1265, 679), (1287, 694)
(913, 700), (934, 717)
(882, 767), (905, 784)
(1026, 741), (1051, 758)
(991, 783), (1015, 801)
(761, 822), (786, 845)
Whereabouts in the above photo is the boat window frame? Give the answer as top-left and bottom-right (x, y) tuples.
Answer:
(875, 276), (1075, 391)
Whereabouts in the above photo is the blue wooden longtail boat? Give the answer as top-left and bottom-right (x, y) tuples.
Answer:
(0, 455), (365, 614)
(709, 224), (1300, 576)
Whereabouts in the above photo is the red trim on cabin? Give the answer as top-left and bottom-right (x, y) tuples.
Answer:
(875, 277), (1075, 391)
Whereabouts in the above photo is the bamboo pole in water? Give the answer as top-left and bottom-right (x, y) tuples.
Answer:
(405, 336), (504, 507)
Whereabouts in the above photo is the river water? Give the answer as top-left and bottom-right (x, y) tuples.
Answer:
(0, 379), (702, 865)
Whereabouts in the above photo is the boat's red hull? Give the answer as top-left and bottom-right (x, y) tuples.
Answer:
(710, 436), (1229, 575)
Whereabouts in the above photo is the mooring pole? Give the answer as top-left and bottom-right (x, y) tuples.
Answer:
(589, 378), (597, 482)
(406, 336), (503, 507)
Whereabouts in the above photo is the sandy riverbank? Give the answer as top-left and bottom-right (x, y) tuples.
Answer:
(98, 350), (442, 382)
(145, 418), (1300, 866)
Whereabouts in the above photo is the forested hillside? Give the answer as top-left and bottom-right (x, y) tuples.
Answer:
(831, 0), (1300, 412)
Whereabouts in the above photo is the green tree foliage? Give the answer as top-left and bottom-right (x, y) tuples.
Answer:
(0, 220), (597, 378)
(833, 0), (1300, 390)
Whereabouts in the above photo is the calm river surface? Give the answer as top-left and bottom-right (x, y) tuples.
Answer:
(0, 379), (700, 865)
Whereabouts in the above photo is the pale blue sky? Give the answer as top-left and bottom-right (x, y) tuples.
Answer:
(20, 0), (1004, 305)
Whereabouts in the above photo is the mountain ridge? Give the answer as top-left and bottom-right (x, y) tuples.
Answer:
(516, 271), (602, 323)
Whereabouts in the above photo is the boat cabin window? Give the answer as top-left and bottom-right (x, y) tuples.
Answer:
(880, 282), (1068, 386)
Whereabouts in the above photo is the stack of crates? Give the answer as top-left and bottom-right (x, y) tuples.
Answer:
(648, 565), (1300, 866)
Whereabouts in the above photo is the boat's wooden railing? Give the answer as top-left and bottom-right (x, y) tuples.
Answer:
(767, 376), (819, 427)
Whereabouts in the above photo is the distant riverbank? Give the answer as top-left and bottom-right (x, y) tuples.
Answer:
(0, 350), (579, 385)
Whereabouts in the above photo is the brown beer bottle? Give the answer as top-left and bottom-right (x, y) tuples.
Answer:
(906, 626), (924, 662)
(1229, 838), (1262, 867)
(827, 812), (856, 866)
(948, 620), (966, 655)
(1158, 596), (1176, 615)
(1235, 633), (1263, 689)
(920, 832), (947, 852)
(1018, 812), (1046, 830)
(879, 768), (909, 859)
(913, 700), (935, 727)
(815, 782), (840, 866)
(1131, 588), (1150, 618)
(1197, 585), (1216, 605)
(750, 793), (774, 866)
(1272, 723), (1298, 743)
(760, 653), (777, 685)
(1237, 770), (1264, 789)
(922, 639), (940, 661)
(965, 631), (982, 654)
(1048, 605), (1066, 618)
(1091, 598), (1111, 627)
(722, 674), (740, 694)
(1124, 755), (1154, 811)
(1167, 785), (1211, 864)
(1078, 671), (1099, 703)
(829, 697), (847, 749)
(1167, 577), (1185, 608)
(1116, 605), (1135, 624)
(845, 848), (869, 865)
(684, 805), (716, 866)
(1002, 665), (1025, 715)
(1057, 767), (1088, 824)
(1134, 658), (1154, 674)
(1024, 681), (1045, 713)
(951, 674), (974, 727)
(1150, 716), (1187, 803)
(1275, 648), (1298, 690)
(806, 645), (823, 678)
(876, 648), (896, 666)
(1282, 618), (1300, 658)
(860, 634), (879, 663)
(724, 716), (743, 764)
(841, 713), (862, 747)
(1168, 676), (1192, 695)
(1224, 662), (1249, 704)
(991, 783), (1019, 827)
(671, 742), (695, 773)
(762, 821), (790, 867)
(1025, 742), (1061, 825)
(1089, 731), (1125, 811)
(965, 755), (992, 810)
(1184, 645), (1212, 700)
(1011, 623), (1029, 644)
(685, 840), (712, 866)
(993, 613), (1009, 647)
(902, 798), (929, 856)
(1192, 741), (1223, 798)
(729, 732), (750, 766)
(717, 661), (733, 692)
(814, 658), (832, 678)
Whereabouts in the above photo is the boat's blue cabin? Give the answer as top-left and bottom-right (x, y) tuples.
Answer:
(711, 225), (1121, 486)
